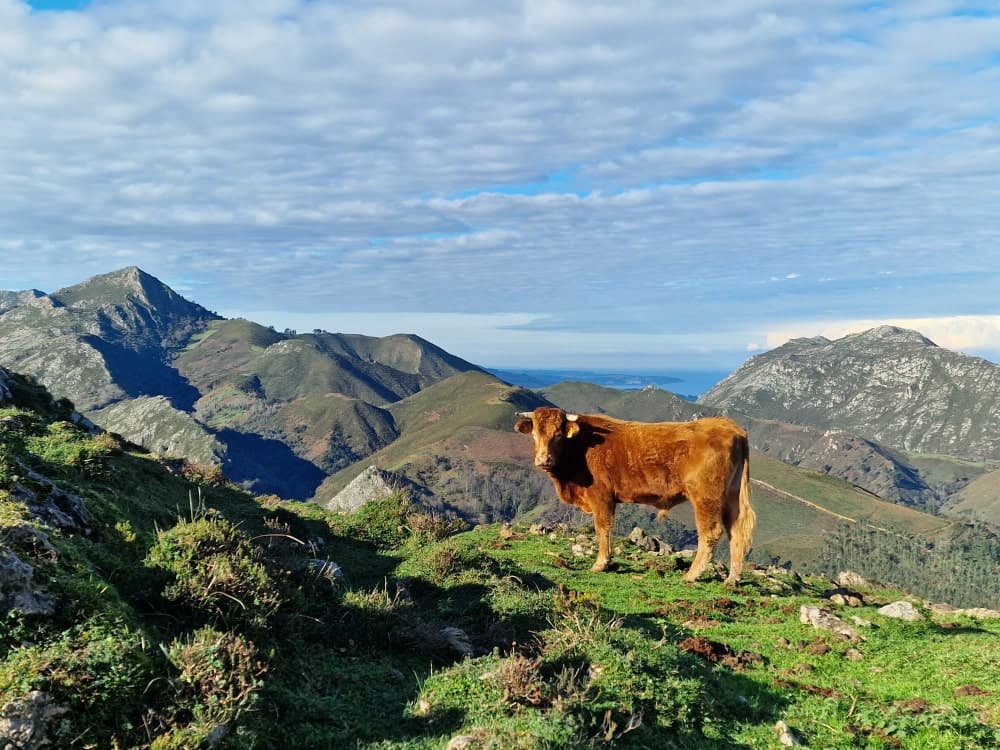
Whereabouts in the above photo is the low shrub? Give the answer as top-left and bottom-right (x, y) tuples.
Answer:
(146, 513), (282, 629)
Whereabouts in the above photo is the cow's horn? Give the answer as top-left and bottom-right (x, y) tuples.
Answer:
(566, 413), (579, 422)
(516, 411), (534, 418)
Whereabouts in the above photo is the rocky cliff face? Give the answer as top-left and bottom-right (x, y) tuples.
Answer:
(700, 326), (1000, 461)
(0, 289), (44, 315)
(0, 268), (217, 412)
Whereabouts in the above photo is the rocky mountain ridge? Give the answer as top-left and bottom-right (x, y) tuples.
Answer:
(700, 325), (1000, 463)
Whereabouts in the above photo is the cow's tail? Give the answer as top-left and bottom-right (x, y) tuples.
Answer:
(726, 437), (756, 584)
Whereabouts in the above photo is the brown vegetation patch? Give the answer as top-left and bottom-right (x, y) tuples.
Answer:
(845, 724), (903, 748)
(895, 697), (932, 714)
(678, 636), (763, 671)
(954, 684), (992, 698)
(806, 638), (830, 655)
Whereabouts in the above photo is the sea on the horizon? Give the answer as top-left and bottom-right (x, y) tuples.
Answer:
(487, 368), (730, 400)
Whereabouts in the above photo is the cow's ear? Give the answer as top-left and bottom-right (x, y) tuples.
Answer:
(515, 418), (533, 434)
(565, 421), (580, 439)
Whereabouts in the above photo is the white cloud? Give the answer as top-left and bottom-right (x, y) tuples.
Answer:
(0, 1), (997, 369)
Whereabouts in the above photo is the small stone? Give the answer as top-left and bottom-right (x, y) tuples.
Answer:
(845, 648), (864, 662)
(800, 605), (864, 641)
(878, 600), (924, 622)
(837, 570), (868, 588)
(440, 627), (474, 657)
(850, 615), (873, 628)
(446, 735), (476, 750)
(0, 691), (68, 750)
(827, 587), (865, 607)
(774, 720), (803, 746)
(956, 607), (1000, 620)
(571, 543), (588, 557)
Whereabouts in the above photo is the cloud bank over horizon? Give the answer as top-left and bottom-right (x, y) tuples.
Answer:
(2, 0), (999, 368)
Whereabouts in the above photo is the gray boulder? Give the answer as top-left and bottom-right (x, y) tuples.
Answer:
(10, 468), (91, 535)
(0, 550), (55, 616)
(800, 605), (865, 642)
(326, 466), (406, 514)
(878, 600), (924, 621)
(0, 691), (68, 750)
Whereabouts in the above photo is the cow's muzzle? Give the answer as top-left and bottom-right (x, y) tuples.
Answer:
(535, 456), (556, 469)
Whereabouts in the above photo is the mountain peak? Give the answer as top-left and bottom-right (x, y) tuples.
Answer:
(848, 325), (937, 347)
(50, 266), (217, 322)
(701, 322), (1000, 461)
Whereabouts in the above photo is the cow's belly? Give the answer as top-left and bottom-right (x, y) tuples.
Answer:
(618, 489), (687, 509)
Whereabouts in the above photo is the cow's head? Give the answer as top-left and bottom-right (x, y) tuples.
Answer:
(514, 407), (580, 470)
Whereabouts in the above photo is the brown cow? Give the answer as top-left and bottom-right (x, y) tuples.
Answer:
(515, 407), (755, 584)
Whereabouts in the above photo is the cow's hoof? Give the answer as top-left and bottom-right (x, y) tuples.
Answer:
(590, 561), (610, 573)
(723, 577), (740, 589)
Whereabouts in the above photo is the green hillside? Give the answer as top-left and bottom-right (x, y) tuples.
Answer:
(539, 381), (705, 422)
(315, 370), (547, 505)
(1, 370), (998, 748)
(945, 468), (1000, 523)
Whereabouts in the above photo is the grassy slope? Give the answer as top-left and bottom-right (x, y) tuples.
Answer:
(2, 372), (998, 749)
(946, 469), (1000, 523)
(539, 381), (706, 422)
(315, 371), (548, 504)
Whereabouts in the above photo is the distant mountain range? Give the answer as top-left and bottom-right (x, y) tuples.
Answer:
(699, 326), (1000, 523)
(1, 268), (998, 531)
(0, 267), (482, 498)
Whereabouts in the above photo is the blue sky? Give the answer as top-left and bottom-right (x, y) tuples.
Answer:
(3, 0), (1000, 370)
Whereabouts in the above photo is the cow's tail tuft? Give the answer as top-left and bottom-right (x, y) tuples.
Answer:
(727, 438), (756, 584)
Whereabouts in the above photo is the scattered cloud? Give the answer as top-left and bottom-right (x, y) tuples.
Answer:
(1, 0), (998, 368)
(764, 315), (1000, 361)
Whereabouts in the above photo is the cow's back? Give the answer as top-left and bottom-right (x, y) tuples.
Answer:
(578, 415), (745, 501)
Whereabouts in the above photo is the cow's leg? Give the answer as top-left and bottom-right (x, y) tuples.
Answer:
(684, 500), (724, 583)
(723, 499), (746, 586)
(590, 499), (616, 572)
(723, 492), (754, 586)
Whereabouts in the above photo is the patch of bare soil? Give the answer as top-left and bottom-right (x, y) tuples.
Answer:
(678, 636), (764, 671)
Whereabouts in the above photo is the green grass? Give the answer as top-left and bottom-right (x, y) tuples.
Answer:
(751, 453), (949, 536)
(3, 375), (998, 749)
